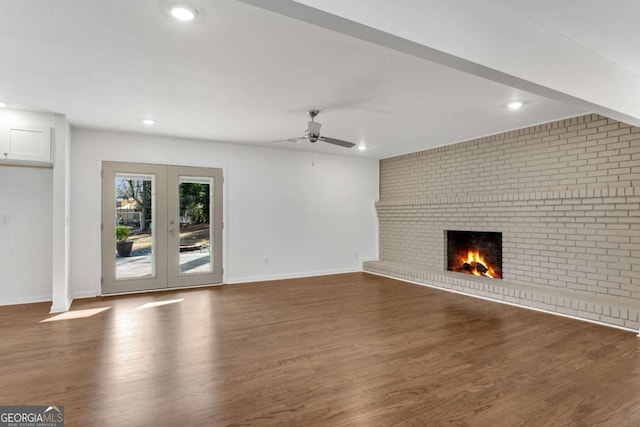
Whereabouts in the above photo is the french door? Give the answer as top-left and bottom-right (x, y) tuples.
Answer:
(101, 162), (223, 294)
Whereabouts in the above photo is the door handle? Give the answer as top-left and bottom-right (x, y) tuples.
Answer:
(168, 219), (175, 233)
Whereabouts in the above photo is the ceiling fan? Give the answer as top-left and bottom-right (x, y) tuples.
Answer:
(269, 110), (356, 148)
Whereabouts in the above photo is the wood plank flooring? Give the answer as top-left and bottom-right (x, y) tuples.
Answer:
(0, 272), (639, 426)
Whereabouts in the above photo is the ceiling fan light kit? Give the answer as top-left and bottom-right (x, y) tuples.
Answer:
(269, 110), (356, 148)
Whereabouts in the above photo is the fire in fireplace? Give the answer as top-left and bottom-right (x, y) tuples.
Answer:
(447, 230), (502, 279)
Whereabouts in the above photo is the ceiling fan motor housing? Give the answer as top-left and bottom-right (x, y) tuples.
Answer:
(306, 120), (322, 142)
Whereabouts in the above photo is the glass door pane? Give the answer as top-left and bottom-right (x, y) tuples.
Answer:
(178, 176), (213, 275)
(115, 173), (155, 280)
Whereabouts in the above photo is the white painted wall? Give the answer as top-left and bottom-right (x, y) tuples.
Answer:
(0, 109), (57, 305)
(70, 128), (378, 297)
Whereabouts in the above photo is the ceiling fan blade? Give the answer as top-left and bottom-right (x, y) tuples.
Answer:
(318, 136), (356, 148)
(266, 137), (305, 144)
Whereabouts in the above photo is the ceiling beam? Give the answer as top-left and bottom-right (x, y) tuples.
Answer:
(239, 0), (640, 126)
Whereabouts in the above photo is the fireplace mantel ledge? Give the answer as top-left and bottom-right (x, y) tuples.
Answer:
(363, 260), (639, 332)
(376, 186), (639, 208)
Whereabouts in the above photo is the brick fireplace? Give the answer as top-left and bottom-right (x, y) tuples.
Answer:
(364, 114), (640, 332)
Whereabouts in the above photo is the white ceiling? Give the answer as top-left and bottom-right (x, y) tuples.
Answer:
(273, 0), (640, 127)
(497, 0), (640, 75)
(0, 0), (586, 158)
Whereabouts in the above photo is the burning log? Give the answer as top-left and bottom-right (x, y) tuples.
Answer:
(475, 262), (488, 274)
(459, 261), (488, 274)
(454, 249), (499, 278)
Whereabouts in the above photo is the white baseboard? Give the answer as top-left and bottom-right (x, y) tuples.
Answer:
(225, 267), (360, 285)
(0, 295), (52, 306)
(365, 270), (639, 335)
(73, 290), (99, 299)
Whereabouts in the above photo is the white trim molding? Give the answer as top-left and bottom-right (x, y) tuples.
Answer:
(49, 295), (73, 313)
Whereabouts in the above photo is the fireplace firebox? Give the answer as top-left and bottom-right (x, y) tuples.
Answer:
(447, 230), (502, 279)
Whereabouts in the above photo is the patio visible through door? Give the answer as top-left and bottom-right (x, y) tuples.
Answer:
(101, 162), (223, 294)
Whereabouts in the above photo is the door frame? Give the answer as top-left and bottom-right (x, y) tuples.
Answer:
(101, 162), (168, 293)
(96, 159), (228, 296)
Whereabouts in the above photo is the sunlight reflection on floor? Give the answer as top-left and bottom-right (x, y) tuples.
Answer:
(135, 298), (184, 310)
(40, 307), (112, 322)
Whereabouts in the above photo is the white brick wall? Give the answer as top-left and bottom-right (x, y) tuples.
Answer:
(380, 114), (640, 200)
(367, 114), (640, 331)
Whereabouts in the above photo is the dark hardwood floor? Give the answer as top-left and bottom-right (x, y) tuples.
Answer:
(0, 272), (639, 426)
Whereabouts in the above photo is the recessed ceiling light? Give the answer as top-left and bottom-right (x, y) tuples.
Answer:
(0, 102), (7, 108)
(358, 144), (367, 151)
(142, 119), (155, 126)
(170, 5), (197, 21)
(507, 101), (524, 110)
